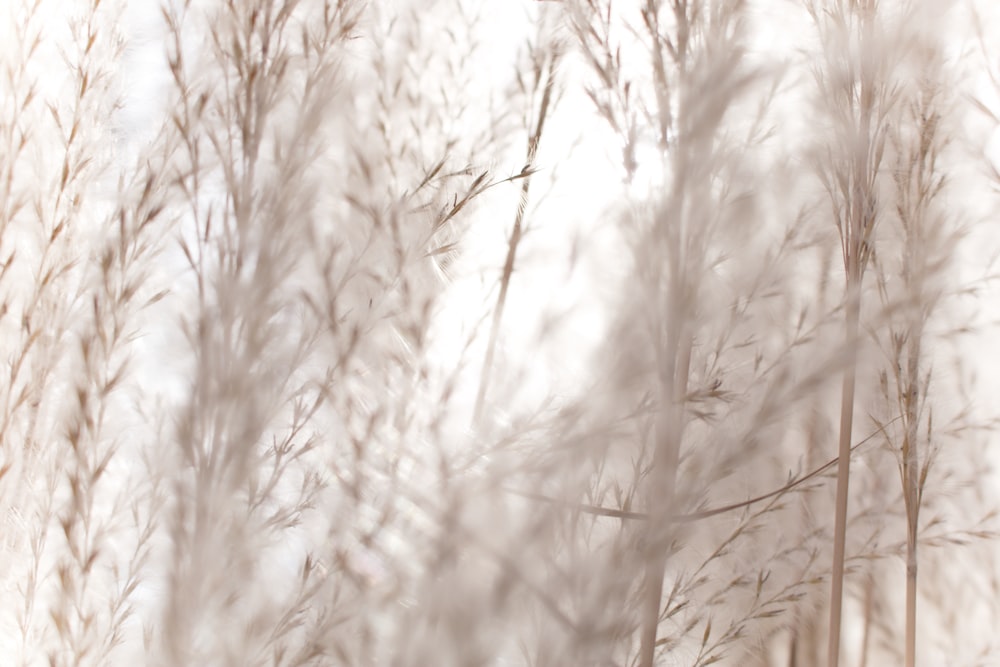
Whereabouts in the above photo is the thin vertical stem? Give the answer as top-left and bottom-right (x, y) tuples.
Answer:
(826, 3), (880, 661)
(828, 274), (860, 667)
(903, 327), (922, 667)
(859, 569), (874, 667)
(473, 46), (557, 427)
(638, 327), (691, 667)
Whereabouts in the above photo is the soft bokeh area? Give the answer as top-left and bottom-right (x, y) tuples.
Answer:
(2, 1), (1000, 666)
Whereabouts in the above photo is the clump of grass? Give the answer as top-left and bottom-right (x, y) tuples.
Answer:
(3, 1), (1000, 666)
(566, 1), (858, 664)
(802, 1), (902, 662)
(874, 10), (953, 664)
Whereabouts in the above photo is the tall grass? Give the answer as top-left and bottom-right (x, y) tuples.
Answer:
(876, 10), (951, 664)
(1, 0), (999, 665)
(802, 2), (896, 664)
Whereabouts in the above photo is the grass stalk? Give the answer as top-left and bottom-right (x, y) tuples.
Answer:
(881, 23), (950, 663)
(473, 39), (559, 427)
(828, 276), (861, 667)
(806, 2), (891, 663)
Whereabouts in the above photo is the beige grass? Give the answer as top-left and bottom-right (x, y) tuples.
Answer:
(1, 1), (999, 666)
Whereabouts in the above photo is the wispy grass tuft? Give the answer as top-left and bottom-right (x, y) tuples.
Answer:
(2, 1), (1000, 666)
